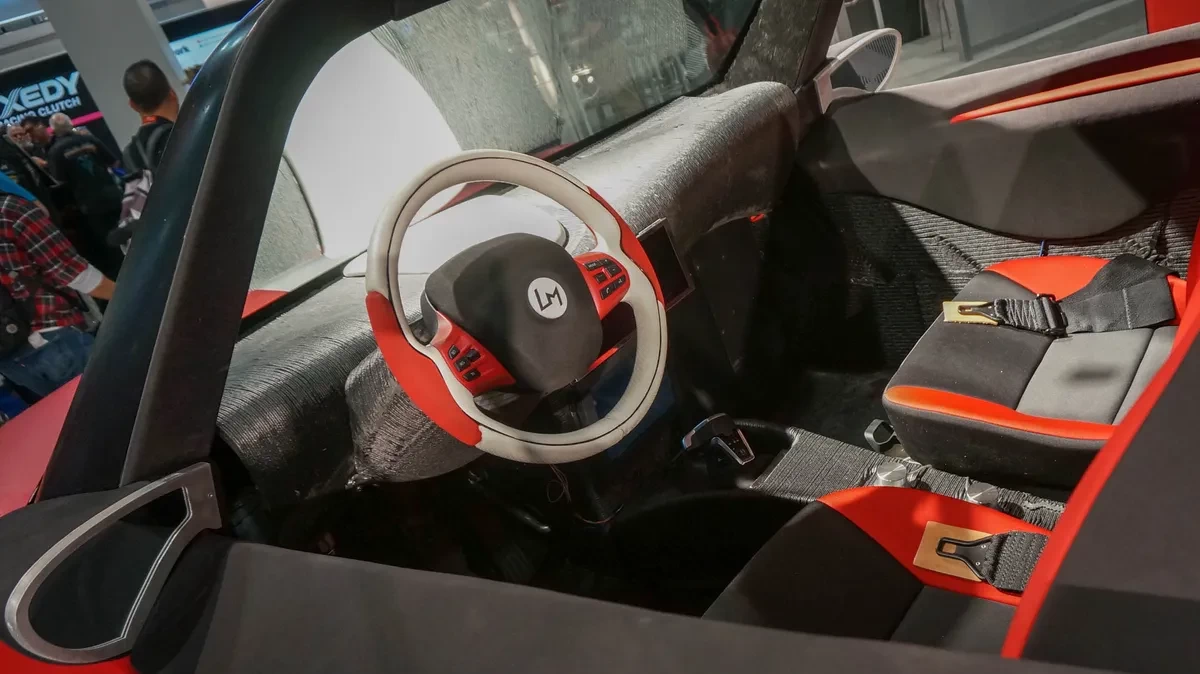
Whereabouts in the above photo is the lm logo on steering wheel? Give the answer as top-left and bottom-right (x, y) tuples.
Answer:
(528, 277), (567, 319)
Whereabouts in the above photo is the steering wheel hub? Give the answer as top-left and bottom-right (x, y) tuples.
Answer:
(423, 233), (601, 393)
(528, 277), (568, 319)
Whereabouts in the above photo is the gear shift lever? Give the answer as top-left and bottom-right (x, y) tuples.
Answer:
(682, 413), (755, 465)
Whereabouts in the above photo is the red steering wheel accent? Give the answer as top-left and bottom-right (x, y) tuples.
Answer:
(589, 187), (664, 304)
(575, 252), (630, 319)
(428, 309), (516, 396)
(366, 291), (483, 446)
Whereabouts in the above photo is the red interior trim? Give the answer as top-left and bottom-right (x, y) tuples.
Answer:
(427, 309), (515, 397)
(951, 57), (1200, 123)
(575, 251), (631, 320)
(1170, 274), (1189, 323)
(587, 187), (664, 304)
(820, 487), (1049, 606)
(1003, 225), (1200, 656)
(366, 291), (482, 446)
(242, 289), (287, 317)
(588, 344), (622, 372)
(986, 256), (1186, 322)
(986, 256), (1105, 299)
(1147, 0), (1200, 32)
(1003, 281), (1200, 655)
(885, 386), (1114, 442)
(0, 644), (133, 673)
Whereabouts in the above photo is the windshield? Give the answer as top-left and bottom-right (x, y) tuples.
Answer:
(375, 0), (756, 152)
(263, 0), (759, 267)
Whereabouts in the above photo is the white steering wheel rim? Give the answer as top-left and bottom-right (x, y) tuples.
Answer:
(365, 150), (668, 463)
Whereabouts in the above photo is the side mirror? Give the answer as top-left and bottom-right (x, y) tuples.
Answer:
(814, 28), (901, 111)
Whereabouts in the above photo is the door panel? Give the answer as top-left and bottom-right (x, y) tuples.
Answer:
(799, 25), (1200, 239)
(794, 24), (1200, 363)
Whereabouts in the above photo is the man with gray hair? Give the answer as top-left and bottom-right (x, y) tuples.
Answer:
(46, 114), (123, 278)
(48, 112), (75, 138)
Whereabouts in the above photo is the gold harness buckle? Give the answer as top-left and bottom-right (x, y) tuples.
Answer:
(943, 301), (998, 326)
(913, 522), (990, 582)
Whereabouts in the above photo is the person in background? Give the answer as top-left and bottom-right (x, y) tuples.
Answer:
(47, 113), (71, 138)
(0, 376), (27, 423)
(46, 113), (124, 279)
(5, 124), (48, 169)
(121, 60), (178, 172)
(5, 125), (29, 153)
(20, 117), (51, 161)
(0, 179), (114, 400)
(1, 124), (58, 209)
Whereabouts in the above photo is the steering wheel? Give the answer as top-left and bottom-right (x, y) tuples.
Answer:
(365, 150), (667, 463)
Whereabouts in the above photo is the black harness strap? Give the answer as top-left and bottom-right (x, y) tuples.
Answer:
(960, 255), (1175, 336)
(937, 531), (1049, 593)
(987, 295), (1067, 336)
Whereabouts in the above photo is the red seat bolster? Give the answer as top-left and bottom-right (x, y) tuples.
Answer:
(884, 386), (1114, 442)
(819, 487), (1050, 606)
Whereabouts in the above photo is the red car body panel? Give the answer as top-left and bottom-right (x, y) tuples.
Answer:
(0, 378), (77, 516)
(0, 644), (135, 673)
(0, 291), (290, 670)
(0, 290), (289, 519)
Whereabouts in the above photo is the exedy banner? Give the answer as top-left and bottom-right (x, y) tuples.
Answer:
(0, 72), (82, 126)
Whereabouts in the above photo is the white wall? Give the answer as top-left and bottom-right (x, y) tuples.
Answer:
(284, 33), (461, 259)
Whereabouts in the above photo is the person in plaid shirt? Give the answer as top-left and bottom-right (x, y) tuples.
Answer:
(0, 181), (114, 399)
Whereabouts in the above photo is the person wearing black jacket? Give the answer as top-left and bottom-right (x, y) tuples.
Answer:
(20, 117), (51, 162)
(120, 60), (178, 173)
(46, 114), (124, 279)
(0, 124), (67, 240)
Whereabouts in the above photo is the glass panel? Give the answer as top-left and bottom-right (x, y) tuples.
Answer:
(372, 0), (757, 151)
(284, 0), (759, 259)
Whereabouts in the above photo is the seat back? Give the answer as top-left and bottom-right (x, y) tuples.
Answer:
(1003, 223), (1200, 661)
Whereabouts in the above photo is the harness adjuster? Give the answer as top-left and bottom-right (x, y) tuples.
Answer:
(943, 301), (998, 326)
(944, 294), (1066, 337)
(935, 535), (994, 582)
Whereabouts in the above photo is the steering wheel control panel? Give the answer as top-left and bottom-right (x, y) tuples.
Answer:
(430, 311), (516, 396)
(576, 252), (630, 319)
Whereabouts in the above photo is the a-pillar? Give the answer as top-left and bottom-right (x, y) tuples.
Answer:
(38, 0), (185, 145)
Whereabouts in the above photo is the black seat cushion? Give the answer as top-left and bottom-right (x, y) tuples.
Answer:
(705, 501), (1014, 653)
(128, 531), (1035, 674)
(883, 257), (1181, 489)
(705, 503), (922, 639)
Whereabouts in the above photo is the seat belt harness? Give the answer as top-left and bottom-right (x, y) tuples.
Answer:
(945, 254), (1175, 336)
(936, 531), (1048, 593)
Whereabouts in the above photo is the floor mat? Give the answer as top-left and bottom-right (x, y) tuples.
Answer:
(772, 369), (894, 449)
